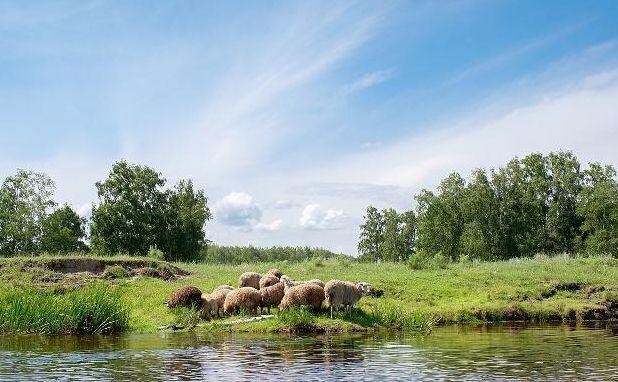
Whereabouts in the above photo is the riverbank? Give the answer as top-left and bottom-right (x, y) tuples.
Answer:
(0, 255), (616, 334)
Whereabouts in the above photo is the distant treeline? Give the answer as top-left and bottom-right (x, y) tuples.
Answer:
(202, 245), (346, 264)
(359, 151), (618, 262)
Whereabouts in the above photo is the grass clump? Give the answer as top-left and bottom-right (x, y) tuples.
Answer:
(102, 265), (130, 279)
(277, 307), (316, 327)
(0, 284), (128, 334)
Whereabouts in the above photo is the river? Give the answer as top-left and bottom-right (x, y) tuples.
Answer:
(0, 324), (616, 381)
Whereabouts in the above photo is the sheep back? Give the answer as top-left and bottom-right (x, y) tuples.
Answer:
(239, 272), (261, 289)
(278, 283), (325, 310)
(223, 287), (261, 315)
(167, 286), (203, 309)
(324, 280), (362, 308)
(259, 281), (285, 308)
(266, 268), (283, 278)
(210, 288), (233, 312)
(259, 274), (280, 289)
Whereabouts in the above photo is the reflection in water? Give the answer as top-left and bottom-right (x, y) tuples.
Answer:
(0, 324), (616, 381)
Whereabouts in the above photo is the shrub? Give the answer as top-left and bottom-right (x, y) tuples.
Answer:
(147, 246), (165, 261)
(0, 284), (128, 334)
(102, 265), (130, 279)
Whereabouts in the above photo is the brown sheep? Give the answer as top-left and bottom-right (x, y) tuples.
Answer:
(259, 274), (280, 289)
(266, 268), (283, 278)
(210, 287), (233, 317)
(214, 285), (235, 292)
(278, 283), (325, 311)
(166, 286), (203, 309)
(200, 293), (219, 319)
(239, 272), (261, 289)
(324, 280), (372, 318)
(259, 281), (285, 314)
(223, 287), (261, 315)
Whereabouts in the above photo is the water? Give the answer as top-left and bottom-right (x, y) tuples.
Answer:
(0, 324), (616, 381)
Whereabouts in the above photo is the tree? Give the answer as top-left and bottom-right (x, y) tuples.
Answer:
(416, 173), (465, 261)
(41, 205), (87, 253)
(358, 206), (384, 262)
(577, 163), (618, 256)
(399, 210), (417, 261)
(0, 170), (55, 255)
(164, 179), (211, 261)
(90, 161), (168, 256)
(90, 161), (211, 260)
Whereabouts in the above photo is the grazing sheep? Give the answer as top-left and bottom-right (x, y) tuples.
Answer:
(259, 274), (280, 289)
(214, 285), (235, 292)
(239, 272), (261, 289)
(324, 280), (372, 318)
(223, 287), (262, 315)
(266, 268), (283, 278)
(280, 275), (325, 292)
(259, 281), (285, 314)
(278, 283), (325, 311)
(166, 286), (203, 309)
(200, 293), (219, 319)
(210, 287), (233, 317)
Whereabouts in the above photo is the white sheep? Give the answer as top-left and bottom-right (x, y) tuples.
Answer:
(323, 280), (372, 318)
(280, 275), (325, 293)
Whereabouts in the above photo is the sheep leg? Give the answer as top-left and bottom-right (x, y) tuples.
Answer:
(330, 305), (333, 319)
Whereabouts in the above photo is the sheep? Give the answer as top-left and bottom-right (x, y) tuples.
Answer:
(214, 285), (235, 292)
(266, 268), (283, 278)
(278, 283), (325, 311)
(239, 272), (261, 289)
(209, 287), (233, 317)
(200, 293), (219, 319)
(259, 273), (280, 289)
(166, 286), (203, 309)
(280, 275), (325, 292)
(259, 281), (285, 314)
(223, 287), (262, 315)
(324, 280), (372, 318)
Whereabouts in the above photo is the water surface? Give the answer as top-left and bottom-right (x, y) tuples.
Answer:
(0, 324), (616, 381)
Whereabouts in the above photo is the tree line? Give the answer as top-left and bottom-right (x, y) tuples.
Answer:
(0, 161), (211, 261)
(202, 245), (345, 264)
(358, 151), (618, 262)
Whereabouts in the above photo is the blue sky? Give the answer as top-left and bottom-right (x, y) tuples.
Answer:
(2, 0), (618, 254)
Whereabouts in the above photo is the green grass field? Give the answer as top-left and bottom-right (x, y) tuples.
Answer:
(0, 255), (616, 334)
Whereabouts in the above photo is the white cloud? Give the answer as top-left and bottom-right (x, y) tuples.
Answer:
(272, 199), (300, 209)
(256, 219), (283, 232)
(299, 204), (346, 230)
(215, 192), (262, 228)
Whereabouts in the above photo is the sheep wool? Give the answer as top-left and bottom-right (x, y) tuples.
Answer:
(213, 285), (235, 292)
(259, 274), (280, 289)
(278, 283), (325, 311)
(324, 280), (371, 318)
(239, 272), (261, 289)
(259, 281), (285, 314)
(166, 286), (203, 309)
(266, 268), (283, 278)
(200, 293), (219, 318)
(223, 287), (262, 315)
(210, 287), (233, 317)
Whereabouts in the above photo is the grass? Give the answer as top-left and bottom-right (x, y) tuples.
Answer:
(0, 254), (615, 334)
(0, 283), (128, 334)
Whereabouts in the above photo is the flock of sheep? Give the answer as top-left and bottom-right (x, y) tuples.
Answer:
(166, 268), (378, 319)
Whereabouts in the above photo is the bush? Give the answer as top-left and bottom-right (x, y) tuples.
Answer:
(102, 265), (130, 279)
(0, 284), (128, 334)
(147, 246), (165, 261)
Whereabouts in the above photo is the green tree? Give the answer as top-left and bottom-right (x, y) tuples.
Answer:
(90, 161), (210, 260)
(164, 179), (211, 261)
(90, 161), (168, 256)
(577, 163), (618, 256)
(416, 173), (465, 261)
(358, 206), (384, 261)
(380, 208), (403, 262)
(0, 170), (55, 255)
(399, 209), (417, 261)
(41, 205), (87, 253)
(545, 152), (582, 253)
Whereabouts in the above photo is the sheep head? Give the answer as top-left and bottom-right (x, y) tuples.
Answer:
(356, 282), (372, 295)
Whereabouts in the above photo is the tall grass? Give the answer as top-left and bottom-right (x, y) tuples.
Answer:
(0, 284), (128, 334)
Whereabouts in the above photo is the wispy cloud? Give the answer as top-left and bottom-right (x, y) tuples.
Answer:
(344, 69), (394, 94)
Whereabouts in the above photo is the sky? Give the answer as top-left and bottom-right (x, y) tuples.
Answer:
(1, 0), (618, 255)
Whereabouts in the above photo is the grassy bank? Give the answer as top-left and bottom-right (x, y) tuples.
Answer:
(0, 254), (615, 334)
